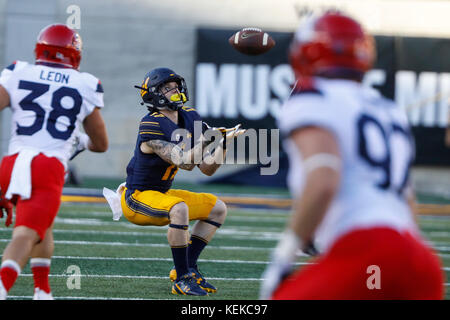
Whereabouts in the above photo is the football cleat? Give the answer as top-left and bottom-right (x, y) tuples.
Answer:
(170, 266), (217, 293)
(33, 288), (54, 300)
(171, 273), (208, 296)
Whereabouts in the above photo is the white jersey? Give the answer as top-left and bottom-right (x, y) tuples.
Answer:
(0, 60), (104, 168)
(278, 78), (418, 253)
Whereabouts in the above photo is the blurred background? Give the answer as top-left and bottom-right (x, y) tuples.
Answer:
(0, 0), (449, 198)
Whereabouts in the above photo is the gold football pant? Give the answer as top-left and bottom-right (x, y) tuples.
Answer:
(120, 188), (217, 226)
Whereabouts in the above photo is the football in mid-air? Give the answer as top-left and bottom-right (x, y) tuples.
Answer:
(228, 28), (275, 55)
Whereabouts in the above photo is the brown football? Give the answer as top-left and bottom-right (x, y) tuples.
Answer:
(228, 28), (276, 55)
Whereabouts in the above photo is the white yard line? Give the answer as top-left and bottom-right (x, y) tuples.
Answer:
(52, 217), (284, 232)
(0, 238), (271, 251)
(18, 273), (264, 281)
(50, 255), (312, 265)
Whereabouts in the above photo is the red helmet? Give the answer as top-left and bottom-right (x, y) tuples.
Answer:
(289, 12), (375, 81)
(34, 24), (82, 70)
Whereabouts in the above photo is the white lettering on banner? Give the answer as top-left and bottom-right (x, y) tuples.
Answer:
(269, 65), (295, 118)
(195, 64), (450, 128)
(239, 65), (270, 120)
(196, 63), (293, 120)
(196, 63), (238, 118)
(395, 71), (450, 127)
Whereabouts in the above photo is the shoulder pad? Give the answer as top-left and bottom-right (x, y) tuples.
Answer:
(181, 106), (196, 112)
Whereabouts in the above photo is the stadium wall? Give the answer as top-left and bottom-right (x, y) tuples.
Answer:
(0, 0), (449, 196)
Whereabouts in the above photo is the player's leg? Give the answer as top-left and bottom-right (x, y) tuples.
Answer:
(272, 227), (441, 300)
(120, 188), (207, 295)
(0, 154), (64, 299)
(188, 199), (227, 268)
(166, 190), (226, 293)
(167, 202), (190, 278)
(0, 226), (40, 298)
(168, 202), (207, 296)
(396, 232), (444, 299)
(29, 224), (54, 300)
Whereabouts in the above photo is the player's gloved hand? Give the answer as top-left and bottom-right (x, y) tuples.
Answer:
(0, 192), (13, 227)
(260, 256), (293, 300)
(202, 123), (246, 150)
(70, 132), (90, 161)
(259, 229), (301, 300)
(215, 124), (247, 149)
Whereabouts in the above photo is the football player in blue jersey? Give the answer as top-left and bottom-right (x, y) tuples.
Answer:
(111, 68), (244, 296)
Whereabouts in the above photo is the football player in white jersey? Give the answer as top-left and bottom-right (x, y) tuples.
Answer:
(0, 24), (108, 300)
(260, 12), (444, 299)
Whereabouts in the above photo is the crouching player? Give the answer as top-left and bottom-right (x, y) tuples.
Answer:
(104, 68), (245, 296)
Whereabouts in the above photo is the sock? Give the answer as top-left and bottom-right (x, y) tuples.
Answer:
(30, 258), (51, 294)
(0, 260), (21, 292)
(171, 245), (189, 280)
(188, 235), (208, 270)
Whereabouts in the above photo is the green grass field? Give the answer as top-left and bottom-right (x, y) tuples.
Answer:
(0, 196), (449, 300)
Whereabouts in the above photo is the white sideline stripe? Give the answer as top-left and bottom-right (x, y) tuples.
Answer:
(51, 255), (311, 265)
(53, 217), (283, 231)
(0, 237), (449, 253)
(13, 274), (450, 283)
(0, 227), (282, 241)
(0, 239), (270, 251)
(429, 231), (450, 237)
(7, 295), (157, 300)
(56, 215), (288, 223)
(18, 273), (264, 281)
(43, 228), (281, 240)
(1, 225), (449, 242)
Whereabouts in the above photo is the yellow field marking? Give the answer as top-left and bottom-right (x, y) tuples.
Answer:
(60, 195), (450, 216)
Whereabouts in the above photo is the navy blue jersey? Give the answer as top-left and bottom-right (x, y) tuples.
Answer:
(125, 106), (203, 193)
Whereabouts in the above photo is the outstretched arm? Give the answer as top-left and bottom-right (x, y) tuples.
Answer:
(197, 124), (246, 176)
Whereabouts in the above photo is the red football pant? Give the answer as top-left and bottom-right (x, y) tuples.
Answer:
(272, 227), (445, 300)
(0, 153), (65, 240)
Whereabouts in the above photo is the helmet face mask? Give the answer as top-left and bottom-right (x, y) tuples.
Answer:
(137, 68), (189, 111)
(34, 24), (82, 70)
(289, 12), (375, 84)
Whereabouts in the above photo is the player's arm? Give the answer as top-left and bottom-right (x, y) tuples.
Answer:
(288, 126), (341, 246)
(197, 124), (246, 176)
(197, 143), (226, 176)
(0, 84), (10, 111)
(82, 107), (108, 152)
(142, 139), (203, 171)
(260, 126), (341, 300)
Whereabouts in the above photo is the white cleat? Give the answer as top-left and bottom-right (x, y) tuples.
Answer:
(33, 288), (54, 300)
(0, 281), (7, 300)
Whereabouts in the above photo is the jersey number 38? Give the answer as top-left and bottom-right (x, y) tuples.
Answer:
(17, 80), (82, 140)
